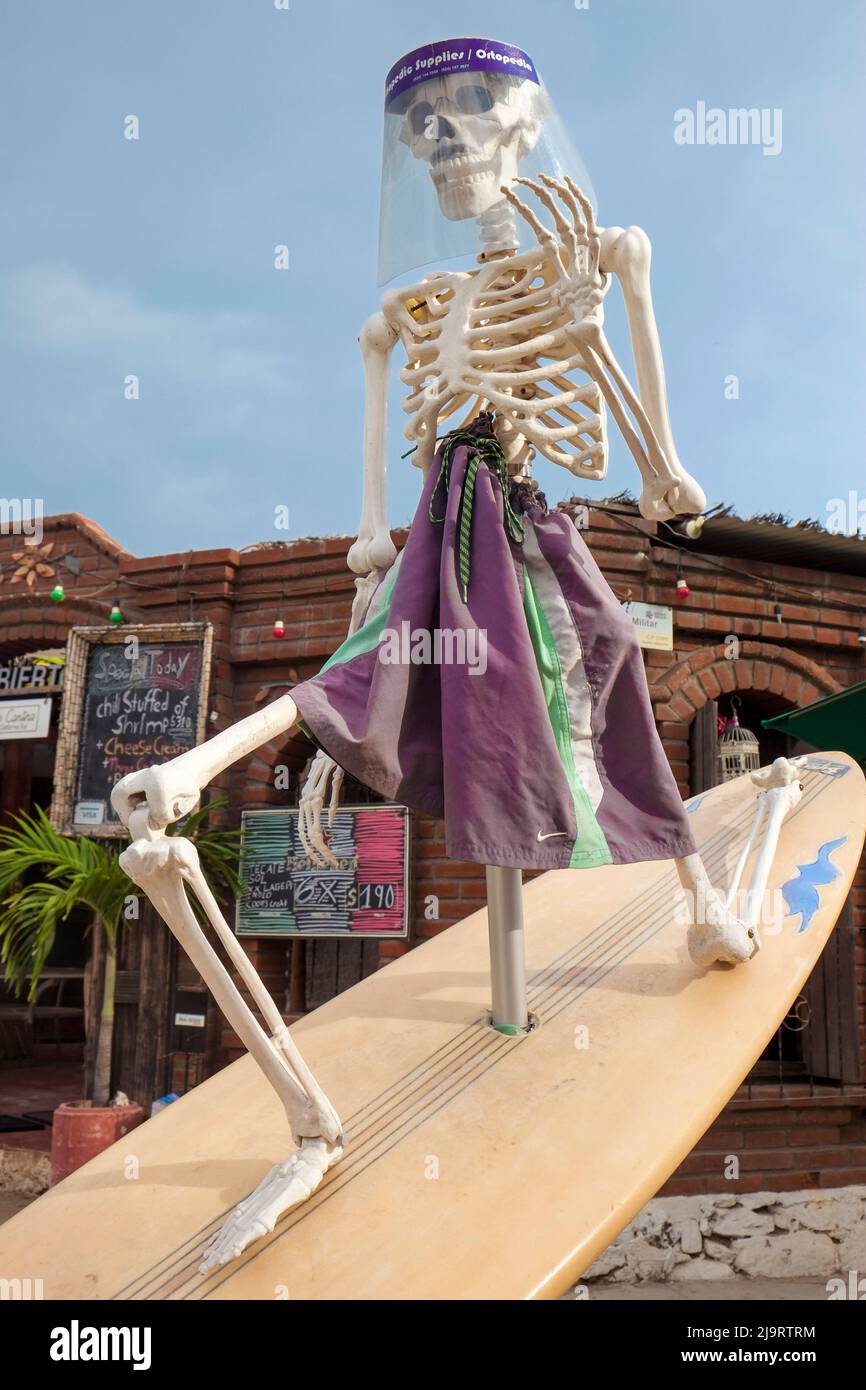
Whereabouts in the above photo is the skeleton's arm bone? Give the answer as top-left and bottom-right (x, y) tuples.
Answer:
(599, 225), (707, 517)
(346, 310), (399, 577)
(111, 692), (302, 830)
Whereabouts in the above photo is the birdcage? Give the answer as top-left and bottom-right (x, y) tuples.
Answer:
(717, 698), (761, 782)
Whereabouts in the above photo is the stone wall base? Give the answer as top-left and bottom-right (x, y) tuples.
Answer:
(0, 1146), (50, 1197)
(583, 1187), (866, 1284)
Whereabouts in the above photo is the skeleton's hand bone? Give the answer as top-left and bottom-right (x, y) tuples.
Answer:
(199, 1137), (342, 1273)
(111, 761), (202, 834)
(500, 175), (679, 494)
(299, 751), (345, 869)
(502, 173), (610, 343)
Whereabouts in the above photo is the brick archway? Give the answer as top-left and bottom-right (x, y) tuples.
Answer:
(651, 640), (842, 726)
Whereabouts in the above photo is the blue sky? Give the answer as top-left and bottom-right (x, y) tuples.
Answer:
(3, 0), (864, 556)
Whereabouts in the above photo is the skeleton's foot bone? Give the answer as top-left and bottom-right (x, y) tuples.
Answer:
(687, 897), (757, 970)
(199, 1137), (343, 1274)
(677, 857), (758, 970)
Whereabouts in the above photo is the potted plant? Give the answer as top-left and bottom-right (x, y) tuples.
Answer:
(0, 801), (239, 1178)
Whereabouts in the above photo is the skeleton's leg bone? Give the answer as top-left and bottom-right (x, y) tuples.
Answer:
(724, 796), (768, 913)
(111, 693), (303, 832)
(121, 833), (344, 1272)
(123, 816), (341, 1147)
(174, 843), (342, 1134)
(678, 759), (805, 968)
(737, 781), (803, 934)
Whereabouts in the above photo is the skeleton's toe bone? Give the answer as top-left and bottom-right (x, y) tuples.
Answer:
(199, 1137), (342, 1274)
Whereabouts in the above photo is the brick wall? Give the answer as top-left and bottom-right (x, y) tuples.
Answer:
(1, 506), (864, 1187)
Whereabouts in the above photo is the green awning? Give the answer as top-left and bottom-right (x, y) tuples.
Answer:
(762, 679), (866, 763)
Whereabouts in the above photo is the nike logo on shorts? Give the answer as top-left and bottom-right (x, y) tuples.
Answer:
(537, 830), (568, 842)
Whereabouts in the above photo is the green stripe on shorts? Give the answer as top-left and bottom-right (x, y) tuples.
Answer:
(522, 567), (612, 868)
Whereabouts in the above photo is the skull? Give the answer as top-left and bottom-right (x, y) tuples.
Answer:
(400, 73), (545, 221)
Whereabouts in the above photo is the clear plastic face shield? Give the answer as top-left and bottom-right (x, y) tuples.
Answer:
(378, 37), (596, 285)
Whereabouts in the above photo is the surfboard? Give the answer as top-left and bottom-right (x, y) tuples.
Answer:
(1, 751), (862, 1300)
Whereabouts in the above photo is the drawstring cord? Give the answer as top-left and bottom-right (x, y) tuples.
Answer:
(428, 418), (525, 602)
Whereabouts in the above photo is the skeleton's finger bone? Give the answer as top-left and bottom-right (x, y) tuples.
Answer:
(309, 814), (338, 869)
(299, 797), (332, 869)
(539, 173), (587, 244)
(328, 767), (345, 828)
(565, 177), (601, 275)
(516, 176), (577, 258)
(500, 185), (568, 281)
(535, 174), (584, 267)
(564, 175), (598, 237)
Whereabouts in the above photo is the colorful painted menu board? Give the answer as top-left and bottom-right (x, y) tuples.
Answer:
(236, 806), (410, 938)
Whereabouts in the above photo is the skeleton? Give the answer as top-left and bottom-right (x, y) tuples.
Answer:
(111, 62), (804, 1269)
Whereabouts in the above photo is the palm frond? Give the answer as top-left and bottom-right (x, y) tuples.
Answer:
(0, 800), (240, 997)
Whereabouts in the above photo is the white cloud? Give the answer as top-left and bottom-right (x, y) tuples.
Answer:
(5, 264), (294, 393)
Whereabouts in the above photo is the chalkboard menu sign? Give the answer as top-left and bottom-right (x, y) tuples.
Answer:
(236, 805), (411, 939)
(51, 623), (212, 838)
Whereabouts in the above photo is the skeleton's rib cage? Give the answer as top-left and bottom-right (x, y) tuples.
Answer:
(382, 248), (608, 480)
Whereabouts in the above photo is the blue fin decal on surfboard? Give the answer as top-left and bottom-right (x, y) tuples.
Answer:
(683, 795), (705, 815)
(782, 836), (848, 934)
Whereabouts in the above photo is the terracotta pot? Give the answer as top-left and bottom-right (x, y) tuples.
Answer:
(50, 1100), (146, 1185)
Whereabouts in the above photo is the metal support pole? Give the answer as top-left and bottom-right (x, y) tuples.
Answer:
(485, 866), (529, 1034)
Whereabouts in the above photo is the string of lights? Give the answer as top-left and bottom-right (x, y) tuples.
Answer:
(3, 502), (865, 642)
